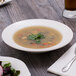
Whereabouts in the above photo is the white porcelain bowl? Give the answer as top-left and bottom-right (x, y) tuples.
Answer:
(2, 19), (73, 53)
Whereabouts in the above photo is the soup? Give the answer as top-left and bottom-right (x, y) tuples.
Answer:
(13, 26), (62, 49)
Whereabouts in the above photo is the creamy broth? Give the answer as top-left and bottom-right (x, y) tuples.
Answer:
(13, 26), (62, 49)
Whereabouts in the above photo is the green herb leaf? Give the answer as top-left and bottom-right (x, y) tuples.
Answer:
(37, 33), (45, 39)
(11, 68), (20, 76)
(35, 39), (40, 44)
(3, 63), (11, 68)
(16, 71), (20, 76)
(28, 33), (45, 44)
(11, 68), (16, 73)
(28, 34), (36, 40)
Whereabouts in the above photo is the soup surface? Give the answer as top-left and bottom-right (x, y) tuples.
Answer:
(13, 26), (62, 49)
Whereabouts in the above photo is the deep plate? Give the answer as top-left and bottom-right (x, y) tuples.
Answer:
(0, 56), (31, 76)
(2, 19), (73, 53)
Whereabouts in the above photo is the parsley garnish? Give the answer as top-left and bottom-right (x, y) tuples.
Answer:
(28, 33), (45, 44)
